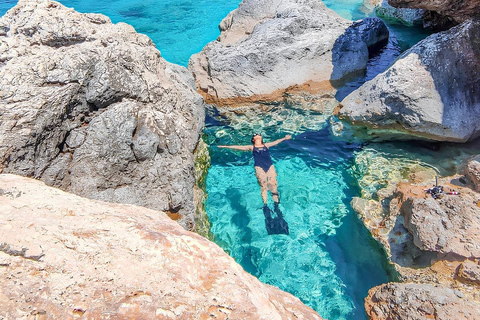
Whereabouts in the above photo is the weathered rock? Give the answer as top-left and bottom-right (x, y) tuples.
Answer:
(0, 0), (206, 229)
(457, 259), (480, 285)
(338, 20), (480, 142)
(189, 0), (389, 106)
(0, 174), (323, 320)
(365, 282), (480, 320)
(376, 0), (425, 26)
(388, 0), (480, 26)
(466, 155), (480, 192)
(397, 181), (480, 259)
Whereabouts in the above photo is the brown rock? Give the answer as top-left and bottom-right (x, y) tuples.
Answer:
(399, 182), (480, 258)
(0, 174), (323, 320)
(365, 282), (480, 320)
(457, 259), (480, 285)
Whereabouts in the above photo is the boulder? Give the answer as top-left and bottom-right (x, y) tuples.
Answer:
(365, 283), (480, 320)
(0, 174), (323, 319)
(188, 0), (389, 106)
(0, 0), (205, 229)
(466, 155), (480, 192)
(388, 0), (480, 26)
(338, 19), (480, 142)
(376, 0), (425, 26)
(397, 182), (480, 259)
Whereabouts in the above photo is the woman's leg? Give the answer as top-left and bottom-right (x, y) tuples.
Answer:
(255, 166), (268, 204)
(266, 166), (279, 203)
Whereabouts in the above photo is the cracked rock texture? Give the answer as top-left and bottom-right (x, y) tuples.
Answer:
(338, 20), (480, 142)
(397, 182), (480, 259)
(365, 282), (480, 320)
(188, 0), (389, 106)
(0, 174), (323, 320)
(0, 0), (205, 229)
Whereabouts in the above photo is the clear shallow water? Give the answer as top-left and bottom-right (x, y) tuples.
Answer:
(205, 119), (393, 319)
(1, 0), (439, 319)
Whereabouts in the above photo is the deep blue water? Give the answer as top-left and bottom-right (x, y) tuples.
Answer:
(1, 1), (438, 319)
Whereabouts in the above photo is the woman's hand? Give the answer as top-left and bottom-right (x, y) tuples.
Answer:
(285, 135), (292, 140)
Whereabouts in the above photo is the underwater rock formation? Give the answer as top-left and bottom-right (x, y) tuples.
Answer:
(365, 282), (480, 320)
(338, 19), (480, 142)
(0, 0), (205, 229)
(0, 174), (323, 319)
(189, 0), (389, 107)
(388, 0), (480, 27)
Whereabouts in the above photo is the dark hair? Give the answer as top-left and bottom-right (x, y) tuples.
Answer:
(251, 133), (263, 144)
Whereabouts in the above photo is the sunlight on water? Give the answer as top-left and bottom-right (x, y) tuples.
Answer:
(205, 115), (392, 320)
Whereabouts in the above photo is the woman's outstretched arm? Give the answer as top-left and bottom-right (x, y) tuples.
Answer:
(218, 145), (253, 151)
(265, 135), (292, 148)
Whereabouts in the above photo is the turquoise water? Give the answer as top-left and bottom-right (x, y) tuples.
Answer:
(1, 0), (438, 319)
(0, 0), (430, 67)
(205, 116), (393, 319)
(0, 0), (240, 66)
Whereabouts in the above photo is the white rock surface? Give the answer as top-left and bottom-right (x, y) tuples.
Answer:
(189, 0), (389, 106)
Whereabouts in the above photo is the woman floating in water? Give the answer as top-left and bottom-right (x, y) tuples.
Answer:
(218, 133), (291, 235)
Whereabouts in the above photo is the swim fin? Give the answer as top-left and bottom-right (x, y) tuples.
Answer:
(263, 204), (289, 235)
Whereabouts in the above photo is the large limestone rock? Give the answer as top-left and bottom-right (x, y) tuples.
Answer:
(398, 182), (480, 259)
(0, 174), (323, 319)
(388, 0), (480, 26)
(365, 283), (480, 320)
(0, 0), (205, 229)
(338, 19), (480, 142)
(189, 0), (389, 106)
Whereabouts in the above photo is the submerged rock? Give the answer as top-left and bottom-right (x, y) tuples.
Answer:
(0, 174), (323, 319)
(189, 0), (389, 107)
(0, 0), (205, 229)
(338, 20), (480, 142)
(365, 283), (480, 320)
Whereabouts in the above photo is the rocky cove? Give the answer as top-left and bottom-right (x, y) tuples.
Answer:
(1, 0), (479, 319)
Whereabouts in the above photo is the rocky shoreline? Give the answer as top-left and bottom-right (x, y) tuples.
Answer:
(0, 174), (324, 319)
(0, 0), (205, 231)
(1, 0), (480, 319)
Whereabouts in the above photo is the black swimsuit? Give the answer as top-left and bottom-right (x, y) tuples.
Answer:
(253, 145), (273, 172)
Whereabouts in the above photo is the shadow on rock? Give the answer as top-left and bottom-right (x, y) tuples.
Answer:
(331, 17), (389, 97)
